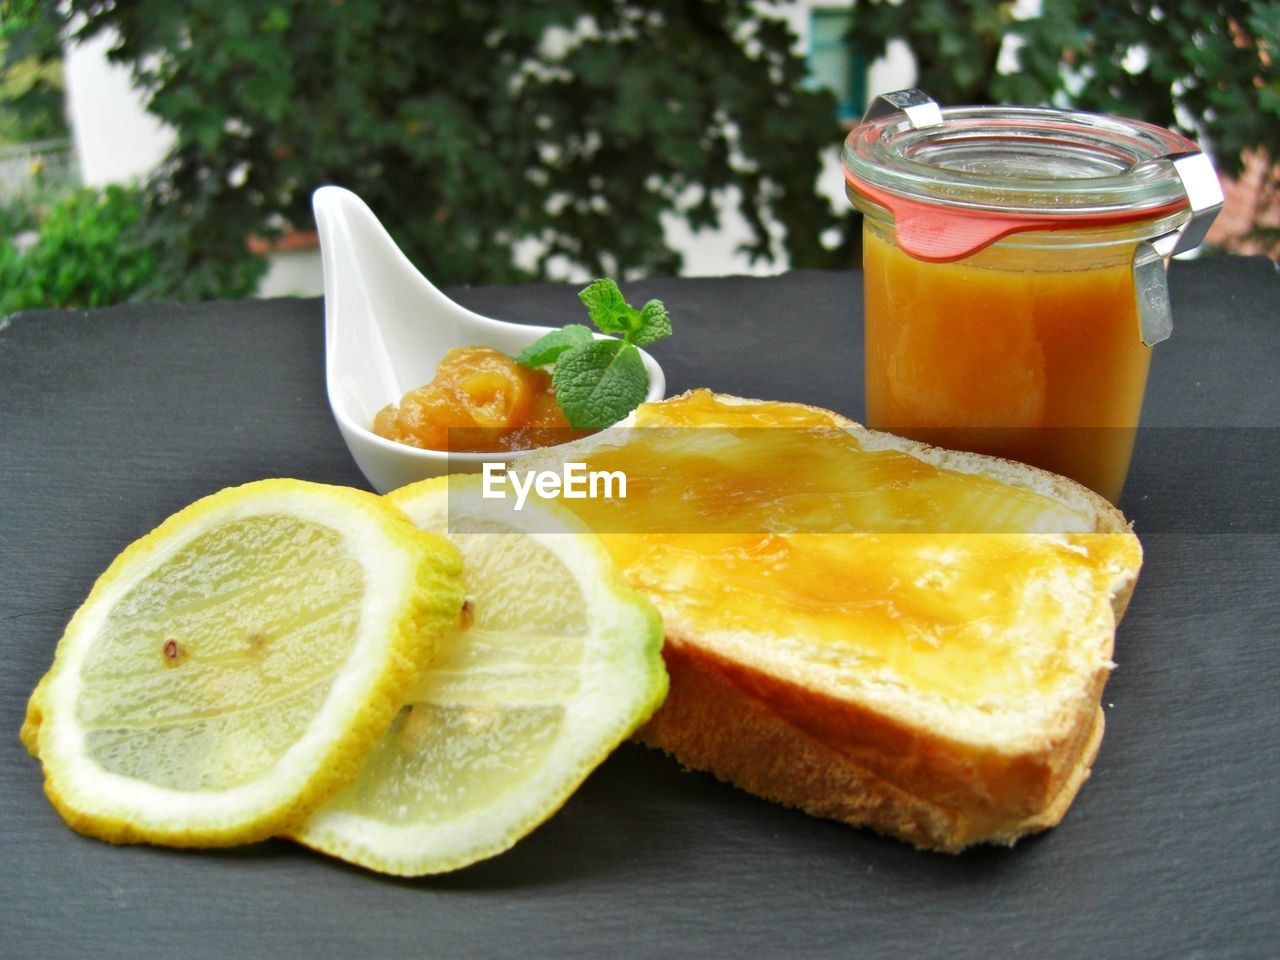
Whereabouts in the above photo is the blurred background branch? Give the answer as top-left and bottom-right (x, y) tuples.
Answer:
(0, 0), (1276, 313)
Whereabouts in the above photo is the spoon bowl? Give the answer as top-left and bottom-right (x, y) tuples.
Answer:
(313, 186), (666, 493)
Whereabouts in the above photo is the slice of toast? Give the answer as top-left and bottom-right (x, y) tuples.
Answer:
(531, 390), (1142, 851)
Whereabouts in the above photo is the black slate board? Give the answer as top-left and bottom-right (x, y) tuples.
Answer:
(2, 261), (1278, 959)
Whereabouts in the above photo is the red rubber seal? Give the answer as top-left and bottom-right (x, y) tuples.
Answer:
(844, 169), (1188, 263)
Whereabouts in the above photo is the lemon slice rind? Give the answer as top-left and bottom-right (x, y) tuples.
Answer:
(26, 478), (463, 847)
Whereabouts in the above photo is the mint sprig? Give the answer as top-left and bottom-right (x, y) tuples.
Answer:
(514, 323), (594, 367)
(549, 340), (649, 430)
(517, 279), (671, 429)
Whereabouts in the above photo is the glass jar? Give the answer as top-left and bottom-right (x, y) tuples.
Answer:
(842, 90), (1222, 502)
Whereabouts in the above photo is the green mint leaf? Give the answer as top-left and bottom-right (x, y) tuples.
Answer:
(578, 278), (636, 334)
(515, 323), (595, 367)
(551, 340), (648, 429)
(630, 298), (671, 346)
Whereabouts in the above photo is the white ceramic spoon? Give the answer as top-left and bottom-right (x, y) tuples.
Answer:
(312, 186), (666, 493)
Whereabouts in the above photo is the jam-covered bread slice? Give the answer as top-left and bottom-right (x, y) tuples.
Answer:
(531, 390), (1141, 851)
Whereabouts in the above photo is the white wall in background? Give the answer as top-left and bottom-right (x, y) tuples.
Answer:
(63, 30), (174, 187)
(257, 248), (325, 299)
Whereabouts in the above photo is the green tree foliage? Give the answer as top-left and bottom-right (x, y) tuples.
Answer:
(8, 1), (1276, 311)
(846, 1), (1280, 186)
(0, 185), (159, 313)
(0, 0), (68, 145)
(64, 0), (848, 294)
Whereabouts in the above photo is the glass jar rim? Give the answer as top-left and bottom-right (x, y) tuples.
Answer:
(842, 104), (1199, 219)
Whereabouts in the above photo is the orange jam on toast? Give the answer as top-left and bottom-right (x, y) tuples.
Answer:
(565, 391), (1139, 704)
(372, 347), (591, 452)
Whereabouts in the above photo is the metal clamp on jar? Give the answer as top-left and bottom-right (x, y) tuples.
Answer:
(843, 89), (1223, 501)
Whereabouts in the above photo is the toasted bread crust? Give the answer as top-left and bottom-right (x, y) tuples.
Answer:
(636, 636), (1107, 852)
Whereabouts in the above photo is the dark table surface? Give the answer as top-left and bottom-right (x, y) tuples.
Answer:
(2, 259), (1278, 959)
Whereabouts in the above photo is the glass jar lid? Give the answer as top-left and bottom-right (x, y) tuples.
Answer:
(842, 90), (1222, 262)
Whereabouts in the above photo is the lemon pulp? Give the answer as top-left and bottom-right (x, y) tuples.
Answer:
(78, 515), (366, 790)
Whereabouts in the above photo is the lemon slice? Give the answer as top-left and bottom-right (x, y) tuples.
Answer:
(288, 475), (667, 876)
(23, 479), (463, 847)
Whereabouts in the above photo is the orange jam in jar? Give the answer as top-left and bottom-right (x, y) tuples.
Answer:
(843, 92), (1222, 502)
(862, 221), (1155, 501)
(372, 346), (591, 452)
